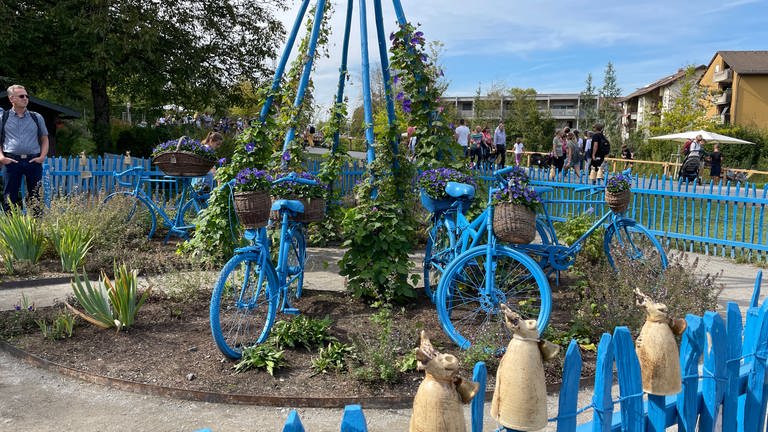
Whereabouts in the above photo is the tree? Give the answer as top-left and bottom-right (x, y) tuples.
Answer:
(0, 0), (285, 153)
(580, 73), (599, 129)
(598, 62), (623, 147)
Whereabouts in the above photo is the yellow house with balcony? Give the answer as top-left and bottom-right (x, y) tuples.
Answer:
(699, 50), (768, 129)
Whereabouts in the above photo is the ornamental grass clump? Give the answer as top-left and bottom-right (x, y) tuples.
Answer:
(417, 168), (475, 200)
(151, 137), (216, 161)
(0, 204), (46, 273)
(48, 221), (95, 273)
(67, 263), (150, 331)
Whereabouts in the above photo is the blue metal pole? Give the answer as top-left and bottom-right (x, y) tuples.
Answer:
(390, 0), (408, 25)
(281, 0), (329, 160)
(259, 0), (312, 123)
(359, 0), (376, 163)
(332, 0), (355, 154)
(372, 0), (398, 163)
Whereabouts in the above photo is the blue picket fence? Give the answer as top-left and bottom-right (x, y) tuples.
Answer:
(8, 155), (766, 260)
(240, 271), (768, 431)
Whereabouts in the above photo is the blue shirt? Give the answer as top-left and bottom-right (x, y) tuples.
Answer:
(2, 109), (48, 154)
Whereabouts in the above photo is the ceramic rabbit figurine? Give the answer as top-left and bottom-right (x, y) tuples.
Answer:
(635, 289), (686, 395)
(409, 331), (479, 432)
(491, 304), (560, 431)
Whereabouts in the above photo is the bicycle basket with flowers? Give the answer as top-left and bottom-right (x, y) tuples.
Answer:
(491, 176), (542, 244)
(232, 168), (273, 229)
(152, 136), (216, 176)
(417, 168), (476, 213)
(270, 171), (327, 223)
(605, 172), (632, 213)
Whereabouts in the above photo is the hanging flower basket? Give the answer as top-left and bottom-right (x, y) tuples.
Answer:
(152, 137), (216, 177)
(233, 191), (271, 229)
(493, 203), (536, 244)
(271, 196), (326, 223)
(605, 189), (631, 213)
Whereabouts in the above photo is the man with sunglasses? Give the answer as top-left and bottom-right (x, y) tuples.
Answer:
(0, 85), (48, 212)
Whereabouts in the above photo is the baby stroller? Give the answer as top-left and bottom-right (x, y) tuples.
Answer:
(530, 153), (552, 169)
(678, 153), (701, 183)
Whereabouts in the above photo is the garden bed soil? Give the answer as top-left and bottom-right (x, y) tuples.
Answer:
(0, 282), (592, 403)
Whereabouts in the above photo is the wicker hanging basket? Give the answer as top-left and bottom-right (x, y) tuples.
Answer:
(233, 191), (271, 229)
(605, 189), (631, 213)
(152, 137), (215, 177)
(271, 196), (326, 224)
(493, 203), (536, 244)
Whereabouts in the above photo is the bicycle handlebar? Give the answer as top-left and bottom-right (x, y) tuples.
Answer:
(272, 172), (318, 186)
(112, 166), (145, 178)
(492, 166), (515, 177)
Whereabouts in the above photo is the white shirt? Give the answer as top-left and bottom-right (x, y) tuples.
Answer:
(455, 125), (470, 147)
(513, 142), (524, 154)
(689, 140), (702, 155)
(584, 138), (592, 158)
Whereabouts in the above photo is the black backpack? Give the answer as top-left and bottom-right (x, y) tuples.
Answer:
(0, 109), (42, 148)
(594, 133), (611, 158)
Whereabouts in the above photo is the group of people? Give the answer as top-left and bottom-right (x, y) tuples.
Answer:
(681, 134), (723, 184)
(549, 124), (611, 180)
(454, 120), (525, 168)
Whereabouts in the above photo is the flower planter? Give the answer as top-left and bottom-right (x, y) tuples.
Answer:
(493, 203), (536, 244)
(233, 191), (271, 229)
(153, 151), (215, 177)
(606, 189), (631, 213)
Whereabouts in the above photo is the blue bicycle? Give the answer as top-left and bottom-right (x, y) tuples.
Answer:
(209, 172), (315, 359)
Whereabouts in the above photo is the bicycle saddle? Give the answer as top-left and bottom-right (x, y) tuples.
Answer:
(445, 181), (475, 200)
(271, 199), (305, 214)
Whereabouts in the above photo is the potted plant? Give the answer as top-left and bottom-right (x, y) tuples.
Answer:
(233, 168), (273, 228)
(271, 171), (327, 223)
(152, 136), (216, 177)
(492, 178), (542, 244)
(605, 172), (632, 213)
(417, 168), (475, 213)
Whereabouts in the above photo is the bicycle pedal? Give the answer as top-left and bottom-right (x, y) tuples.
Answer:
(283, 307), (301, 315)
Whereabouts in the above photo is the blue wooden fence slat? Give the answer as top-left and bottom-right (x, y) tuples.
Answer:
(743, 301), (768, 432)
(678, 315), (704, 432)
(340, 404), (368, 432)
(724, 302), (744, 432)
(556, 340), (582, 432)
(701, 312), (728, 432)
(470, 362), (487, 432)
(591, 333), (614, 432)
(612, 327), (644, 432)
(283, 410), (305, 432)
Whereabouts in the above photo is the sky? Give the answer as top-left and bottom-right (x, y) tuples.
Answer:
(276, 0), (768, 118)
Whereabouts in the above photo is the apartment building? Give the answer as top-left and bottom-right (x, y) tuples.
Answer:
(618, 66), (706, 139)
(699, 50), (768, 128)
(440, 93), (594, 130)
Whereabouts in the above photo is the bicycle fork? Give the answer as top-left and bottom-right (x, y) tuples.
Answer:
(276, 212), (300, 315)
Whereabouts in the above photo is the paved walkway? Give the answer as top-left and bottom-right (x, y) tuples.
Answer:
(0, 249), (764, 431)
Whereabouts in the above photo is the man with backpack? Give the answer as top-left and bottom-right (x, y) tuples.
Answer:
(589, 123), (610, 184)
(0, 85), (48, 212)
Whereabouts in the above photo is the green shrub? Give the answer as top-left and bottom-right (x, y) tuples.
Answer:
(553, 211), (605, 265)
(68, 264), (149, 331)
(233, 343), (286, 376)
(311, 341), (354, 374)
(48, 221), (95, 272)
(351, 308), (416, 384)
(271, 315), (334, 351)
(54, 119), (96, 156)
(0, 205), (46, 273)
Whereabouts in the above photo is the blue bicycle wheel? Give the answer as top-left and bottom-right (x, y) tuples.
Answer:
(604, 218), (668, 278)
(436, 245), (551, 352)
(210, 251), (278, 359)
(423, 212), (456, 303)
(103, 191), (157, 239)
(285, 223), (306, 299)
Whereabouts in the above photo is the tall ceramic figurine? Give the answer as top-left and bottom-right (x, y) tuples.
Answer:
(492, 304), (560, 431)
(635, 289), (686, 395)
(410, 331), (479, 432)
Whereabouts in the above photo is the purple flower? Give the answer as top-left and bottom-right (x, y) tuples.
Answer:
(217, 157), (227, 167)
(414, 31), (424, 38)
(14, 305), (21, 311)
(389, 32), (395, 41)
(439, 69), (444, 77)
(396, 91), (404, 101)
(420, 54), (427, 63)
(282, 151), (291, 162)
(371, 206), (378, 212)
(402, 98), (412, 113)
(245, 142), (256, 153)
(393, 75), (399, 85)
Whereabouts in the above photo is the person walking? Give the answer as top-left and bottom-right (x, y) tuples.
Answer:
(513, 137), (525, 166)
(583, 131), (593, 169)
(551, 129), (566, 174)
(0, 85), (49, 213)
(620, 143), (633, 169)
(482, 126), (494, 167)
(564, 131), (582, 178)
(493, 122), (506, 168)
(709, 144), (722, 185)
(454, 119), (471, 159)
(590, 124), (609, 184)
(469, 126), (484, 168)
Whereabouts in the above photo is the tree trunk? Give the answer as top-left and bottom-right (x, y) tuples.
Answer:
(91, 77), (112, 154)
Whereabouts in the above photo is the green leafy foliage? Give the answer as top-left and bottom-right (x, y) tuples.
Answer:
(0, 294), (37, 339)
(311, 341), (354, 374)
(351, 308), (416, 384)
(233, 343), (286, 376)
(68, 264), (149, 331)
(48, 221), (95, 273)
(0, 205), (46, 273)
(36, 311), (76, 341)
(271, 315), (335, 351)
(553, 212), (605, 265)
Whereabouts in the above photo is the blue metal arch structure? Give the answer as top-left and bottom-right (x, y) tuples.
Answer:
(260, 0), (410, 167)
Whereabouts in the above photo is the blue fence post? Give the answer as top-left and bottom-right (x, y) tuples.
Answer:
(743, 301), (768, 432)
(470, 361), (487, 432)
(556, 340), (582, 432)
(677, 315), (704, 432)
(340, 404), (368, 432)
(700, 312), (727, 432)
(591, 333), (614, 432)
(723, 302), (743, 432)
(283, 410), (305, 432)
(612, 327), (645, 432)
